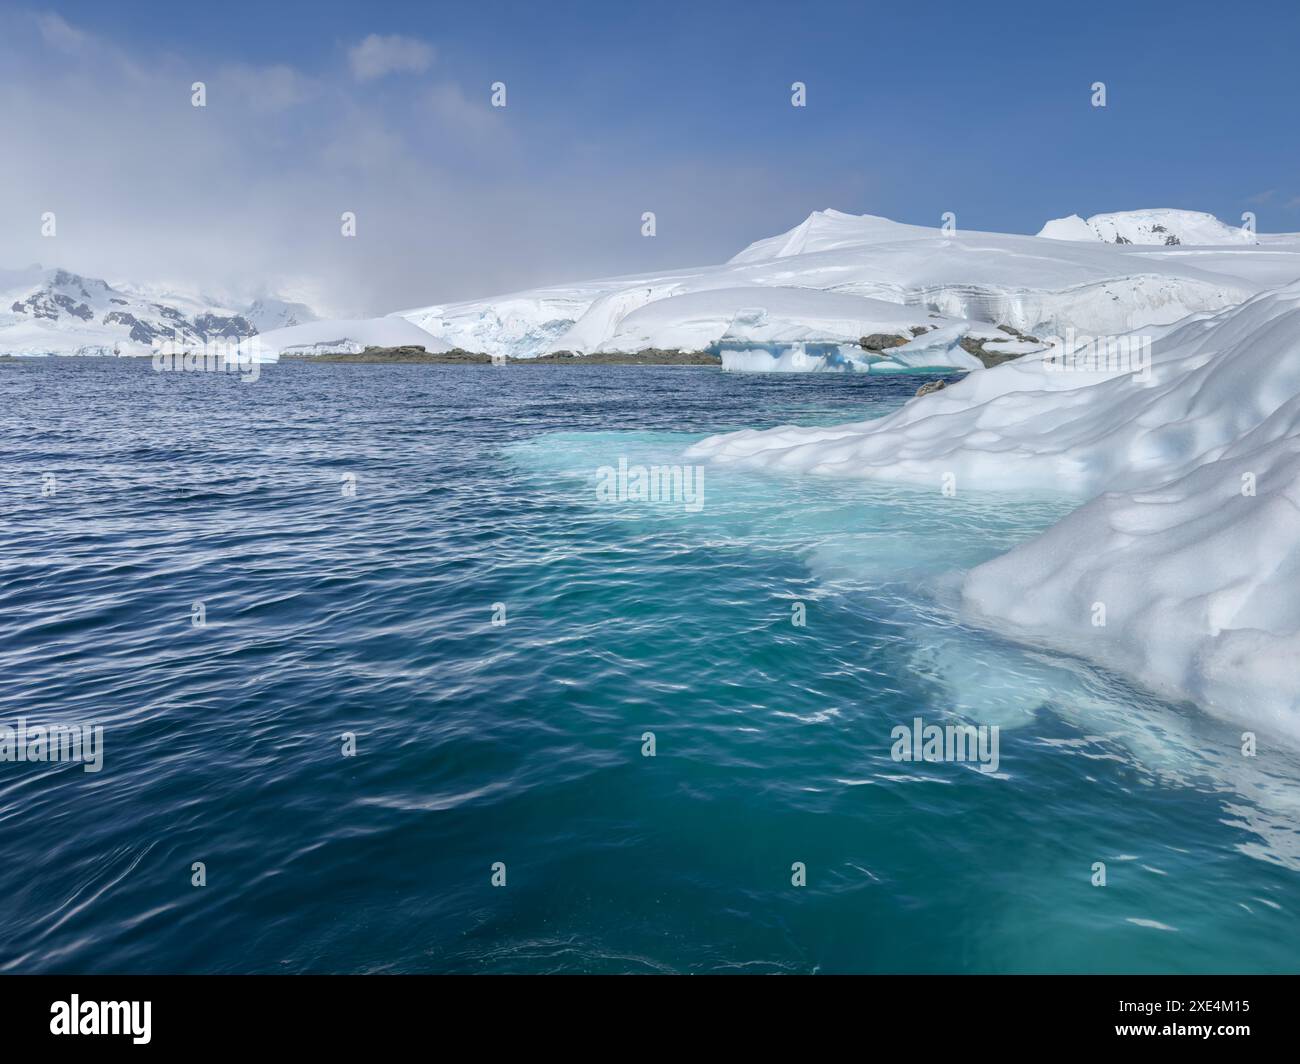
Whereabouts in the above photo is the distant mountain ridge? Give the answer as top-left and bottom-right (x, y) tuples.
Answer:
(0, 265), (317, 356)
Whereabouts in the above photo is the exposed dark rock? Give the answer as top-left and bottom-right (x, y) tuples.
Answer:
(57, 295), (94, 321)
(959, 335), (1032, 368)
(859, 333), (909, 352)
(193, 313), (255, 340)
(995, 323), (1040, 343)
(283, 345), (463, 363)
(11, 291), (94, 321)
(103, 311), (162, 344)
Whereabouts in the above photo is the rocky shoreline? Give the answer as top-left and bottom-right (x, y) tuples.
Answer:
(281, 345), (721, 365)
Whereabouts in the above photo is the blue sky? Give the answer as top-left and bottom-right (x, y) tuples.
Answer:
(3, 0), (1299, 314)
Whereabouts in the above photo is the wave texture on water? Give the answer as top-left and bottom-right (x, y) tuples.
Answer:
(1, 359), (1297, 973)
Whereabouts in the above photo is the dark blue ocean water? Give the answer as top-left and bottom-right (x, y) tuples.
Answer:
(2, 357), (1298, 973)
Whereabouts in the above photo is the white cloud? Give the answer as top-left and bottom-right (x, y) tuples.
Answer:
(0, 10), (841, 318)
(347, 34), (434, 82)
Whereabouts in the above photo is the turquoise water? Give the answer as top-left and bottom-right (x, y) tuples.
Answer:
(1, 358), (1298, 973)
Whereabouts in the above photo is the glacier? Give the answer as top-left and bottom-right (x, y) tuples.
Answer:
(393, 208), (1300, 361)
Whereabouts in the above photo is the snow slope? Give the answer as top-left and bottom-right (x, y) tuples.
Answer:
(395, 281), (621, 360)
(399, 209), (1299, 359)
(244, 297), (319, 334)
(687, 282), (1300, 736)
(725, 208), (934, 263)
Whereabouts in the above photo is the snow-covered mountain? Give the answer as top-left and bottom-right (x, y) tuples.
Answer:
(0, 266), (319, 356)
(244, 297), (319, 334)
(1037, 208), (1255, 246)
(396, 209), (1300, 360)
